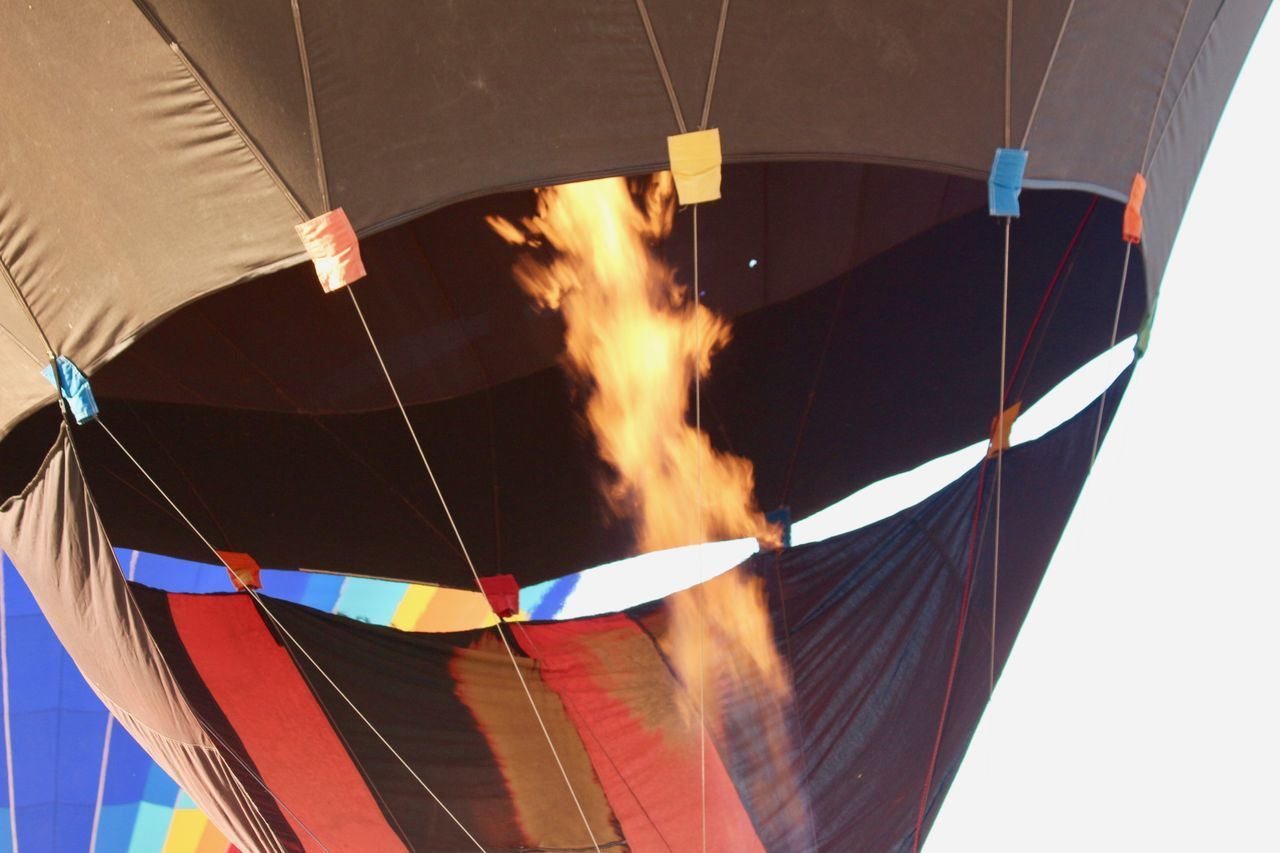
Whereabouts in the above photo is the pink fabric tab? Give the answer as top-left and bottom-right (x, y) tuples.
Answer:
(295, 208), (366, 292)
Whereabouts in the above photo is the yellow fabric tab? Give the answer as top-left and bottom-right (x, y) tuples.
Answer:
(667, 128), (722, 205)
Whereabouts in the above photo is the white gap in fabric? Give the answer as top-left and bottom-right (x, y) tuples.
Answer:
(533, 337), (1136, 619)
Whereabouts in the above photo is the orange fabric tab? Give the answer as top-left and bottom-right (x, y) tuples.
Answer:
(986, 400), (1022, 459)
(214, 550), (261, 591)
(294, 208), (367, 292)
(1123, 172), (1146, 244)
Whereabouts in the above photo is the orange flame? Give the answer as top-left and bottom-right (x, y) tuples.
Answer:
(490, 174), (808, 839)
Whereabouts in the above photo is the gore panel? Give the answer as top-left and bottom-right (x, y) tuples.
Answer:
(136, 587), (402, 851)
(260, 601), (614, 851)
(0, 1), (303, 440)
(514, 617), (766, 852)
(41, 191), (1143, 588)
(87, 164), (985, 414)
(775, 368), (1132, 851)
(0, 430), (285, 852)
(0, 2), (1265, 446)
(61, 366), (1128, 852)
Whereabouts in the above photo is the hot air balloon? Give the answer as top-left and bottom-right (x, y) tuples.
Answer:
(0, 2), (1270, 850)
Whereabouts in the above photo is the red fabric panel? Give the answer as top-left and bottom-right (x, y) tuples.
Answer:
(515, 617), (764, 853)
(168, 594), (405, 852)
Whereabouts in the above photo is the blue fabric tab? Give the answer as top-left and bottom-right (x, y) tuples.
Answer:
(40, 355), (98, 424)
(988, 147), (1029, 217)
(765, 506), (792, 549)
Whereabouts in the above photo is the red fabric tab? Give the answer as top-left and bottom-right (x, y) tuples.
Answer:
(215, 551), (261, 591)
(169, 594), (405, 852)
(478, 574), (519, 617)
(1123, 172), (1146, 244)
(295, 208), (367, 292)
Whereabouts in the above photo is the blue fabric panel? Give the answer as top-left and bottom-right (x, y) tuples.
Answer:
(0, 809), (11, 853)
(40, 356), (99, 424)
(988, 147), (1029, 216)
(257, 569), (311, 604)
(523, 573), (580, 620)
(174, 790), (197, 810)
(102, 730), (154, 806)
(123, 549), (234, 594)
(334, 577), (407, 624)
(140, 763), (178, 806)
(4, 559), (108, 851)
(296, 573), (345, 612)
(95, 803), (141, 853)
(128, 800), (175, 852)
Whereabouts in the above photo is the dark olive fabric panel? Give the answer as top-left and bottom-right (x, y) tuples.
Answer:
(0, 1), (1266, 451)
(0, 0), (304, 440)
(0, 191), (1143, 589)
(0, 430), (285, 852)
(1141, 0), (1272, 296)
(83, 163), (982, 415)
(140, 0), (326, 216)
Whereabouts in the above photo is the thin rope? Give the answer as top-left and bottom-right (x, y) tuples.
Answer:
(1, 566), (20, 853)
(1092, 0), (1192, 466)
(94, 418), (486, 852)
(990, 0), (1014, 702)
(87, 718), (113, 853)
(691, 203), (708, 853)
(0, 321), (40, 366)
(1, 257), (55, 362)
(1141, 0), (1195, 173)
(190, 708), (331, 852)
(991, 216), (1010, 697)
(913, 459), (993, 852)
(1004, 197), (1099, 399)
(1089, 241), (1133, 466)
(90, 554), (144, 853)
(128, 0), (308, 221)
(633, 0), (688, 133)
(698, 0), (731, 130)
(1020, 0), (1077, 148)
(512, 623), (672, 853)
(290, 0), (330, 213)
(1146, 3), (1219, 174)
(1003, 0), (1013, 149)
(343, 287), (600, 852)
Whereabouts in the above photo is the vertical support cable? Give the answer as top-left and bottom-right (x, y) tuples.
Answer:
(0, 565), (19, 853)
(341, 288), (600, 852)
(691, 203), (708, 853)
(1091, 0), (1193, 467)
(89, 551), (139, 853)
(991, 0), (1014, 699)
(290, 0), (330, 214)
(94, 419), (485, 852)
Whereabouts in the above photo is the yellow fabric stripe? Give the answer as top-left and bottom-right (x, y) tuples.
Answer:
(161, 809), (209, 853)
(389, 583), (437, 630)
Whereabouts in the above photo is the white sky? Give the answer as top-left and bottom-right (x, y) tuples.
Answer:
(927, 8), (1280, 851)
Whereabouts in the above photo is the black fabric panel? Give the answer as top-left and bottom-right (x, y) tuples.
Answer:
(259, 603), (526, 852)
(766, 367), (1132, 852)
(118, 367), (1128, 853)
(128, 584), (305, 853)
(86, 163), (983, 415)
(0, 190), (1142, 589)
